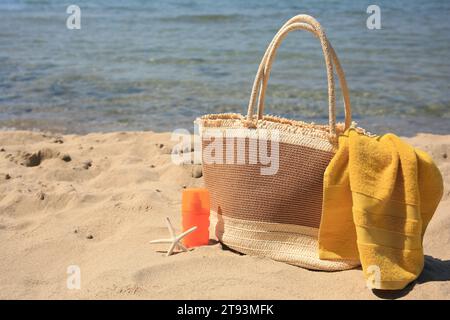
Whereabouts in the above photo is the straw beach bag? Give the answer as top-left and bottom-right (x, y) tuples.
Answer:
(196, 15), (360, 270)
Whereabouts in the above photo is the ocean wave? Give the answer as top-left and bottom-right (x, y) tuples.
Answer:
(159, 14), (246, 24)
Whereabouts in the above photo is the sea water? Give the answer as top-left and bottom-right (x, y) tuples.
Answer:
(0, 0), (449, 136)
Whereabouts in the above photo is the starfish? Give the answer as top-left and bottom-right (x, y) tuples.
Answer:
(149, 217), (197, 256)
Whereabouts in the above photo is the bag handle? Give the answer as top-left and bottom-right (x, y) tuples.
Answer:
(246, 15), (352, 137)
(257, 18), (352, 128)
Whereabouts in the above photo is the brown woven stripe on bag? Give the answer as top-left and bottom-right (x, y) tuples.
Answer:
(202, 137), (334, 228)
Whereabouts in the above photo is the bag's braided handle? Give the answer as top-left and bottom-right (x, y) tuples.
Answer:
(246, 15), (352, 137)
(257, 21), (352, 128)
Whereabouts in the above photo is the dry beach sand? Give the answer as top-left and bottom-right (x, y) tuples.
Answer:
(0, 130), (449, 299)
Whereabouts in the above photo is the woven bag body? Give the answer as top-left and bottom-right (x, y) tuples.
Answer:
(197, 15), (360, 270)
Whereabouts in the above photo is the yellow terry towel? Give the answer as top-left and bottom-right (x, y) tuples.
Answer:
(319, 129), (443, 290)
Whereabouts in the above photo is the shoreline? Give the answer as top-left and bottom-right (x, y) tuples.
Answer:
(1, 114), (450, 138)
(0, 130), (448, 299)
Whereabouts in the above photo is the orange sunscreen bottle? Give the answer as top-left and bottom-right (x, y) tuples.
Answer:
(182, 188), (210, 248)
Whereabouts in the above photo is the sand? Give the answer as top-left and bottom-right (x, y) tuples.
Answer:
(0, 130), (448, 300)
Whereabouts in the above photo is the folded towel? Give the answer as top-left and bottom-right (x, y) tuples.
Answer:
(319, 129), (443, 290)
